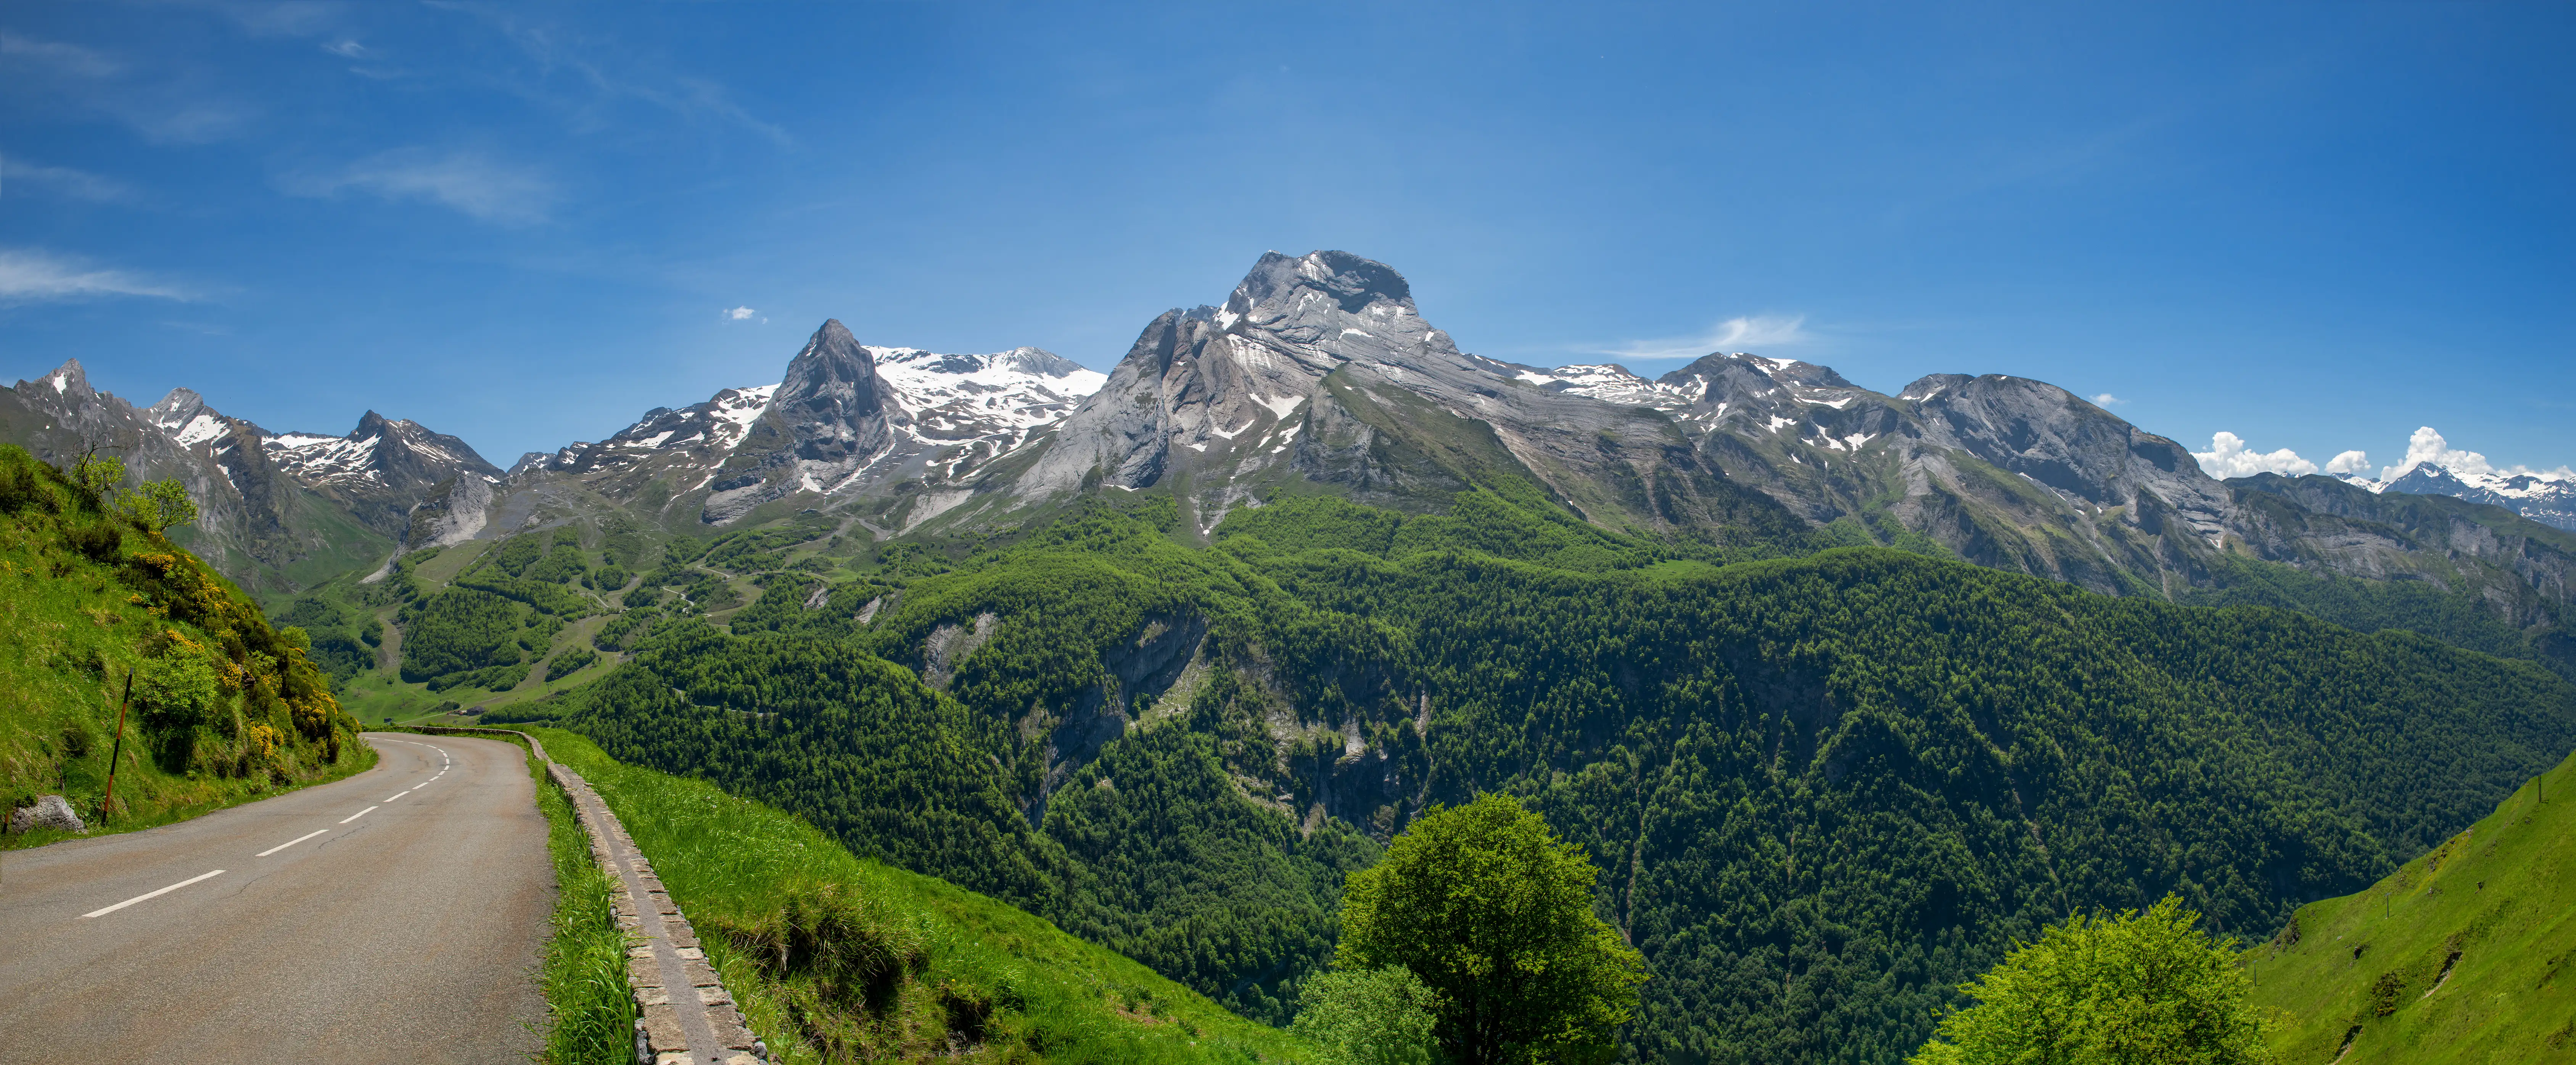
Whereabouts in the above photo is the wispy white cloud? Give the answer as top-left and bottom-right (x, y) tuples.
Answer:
(0, 247), (199, 303)
(0, 30), (255, 143)
(323, 39), (368, 58)
(0, 156), (136, 203)
(283, 147), (556, 225)
(726, 306), (756, 321)
(434, 4), (791, 146)
(2090, 393), (2123, 406)
(194, 0), (346, 38)
(1593, 315), (1810, 361)
(0, 31), (123, 77)
(2193, 432), (2319, 478)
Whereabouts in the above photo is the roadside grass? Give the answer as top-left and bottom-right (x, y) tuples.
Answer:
(521, 735), (641, 1065)
(408, 726), (639, 1064)
(2247, 748), (2576, 1063)
(529, 727), (1315, 1064)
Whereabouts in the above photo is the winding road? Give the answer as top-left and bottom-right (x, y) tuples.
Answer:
(0, 733), (553, 1063)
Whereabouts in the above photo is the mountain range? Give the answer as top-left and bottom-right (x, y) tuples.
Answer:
(4, 250), (2568, 671)
(2339, 462), (2576, 532)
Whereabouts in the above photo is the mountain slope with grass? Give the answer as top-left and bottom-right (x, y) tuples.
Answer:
(529, 725), (1313, 1064)
(2246, 751), (2576, 1064)
(528, 489), (2576, 1062)
(0, 445), (370, 846)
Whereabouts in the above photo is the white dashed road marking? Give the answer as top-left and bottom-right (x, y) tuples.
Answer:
(81, 870), (225, 920)
(256, 830), (332, 857)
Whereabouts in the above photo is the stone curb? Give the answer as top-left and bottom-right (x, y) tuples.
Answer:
(406, 726), (765, 1065)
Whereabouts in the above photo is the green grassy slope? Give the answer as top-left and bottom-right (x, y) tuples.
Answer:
(0, 445), (372, 847)
(528, 727), (1313, 1064)
(2247, 751), (2576, 1064)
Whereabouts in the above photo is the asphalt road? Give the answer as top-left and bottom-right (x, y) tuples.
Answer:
(0, 733), (553, 1064)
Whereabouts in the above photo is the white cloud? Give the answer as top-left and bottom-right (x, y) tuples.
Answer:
(2383, 426), (2492, 482)
(441, 7), (792, 146)
(285, 148), (556, 225)
(0, 31), (253, 143)
(0, 156), (135, 203)
(2325, 450), (2370, 475)
(323, 39), (368, 58)
(2193, 432), (2319, 478)
(0, 31), (122, 77)
(1595, 314), (1810, 361)
(0, 247), (198, 303)
(726, 306), (756, 321)
(2090, 393), (2123, 406)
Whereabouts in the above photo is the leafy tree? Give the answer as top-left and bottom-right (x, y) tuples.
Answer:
(69, 451), (124, 498)
(1336, 793), (1648, 1065)
(119, 478), (198, 532)
(1908, 895), (2269, 1065)
(1292, 966), (1445, 1065)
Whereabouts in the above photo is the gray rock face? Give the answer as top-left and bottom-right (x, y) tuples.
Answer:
(991, 250), (1777, 538)
(10, 794), (86, 834)
(261, 410), (506, 538)
(699, 319), (908, 524)
(513, 323), (1098, 529)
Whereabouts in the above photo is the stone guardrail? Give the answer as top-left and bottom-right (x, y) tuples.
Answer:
(403, 726), (766, 1065)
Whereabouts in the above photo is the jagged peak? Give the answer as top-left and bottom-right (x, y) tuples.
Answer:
(1224, 250), (1414, 319)
(148, 387), (206, 416)
(1898, 373), (1974, 401)
(782, 319), (883, 392)
(1660, 352), (1856, 392)
(20, 359), (93, 397)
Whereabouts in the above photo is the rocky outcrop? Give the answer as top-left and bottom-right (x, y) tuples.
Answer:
(9, 794), (87, 834)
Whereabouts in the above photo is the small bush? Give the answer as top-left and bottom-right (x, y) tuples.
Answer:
(135, 653), (222, 731)
(721, 880), (928, 1016)
(67, 521), (122, 561)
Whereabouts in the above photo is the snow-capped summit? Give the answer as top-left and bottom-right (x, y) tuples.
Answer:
(2319, 428), (2576, 530)
(870, 344), (1106, 454)
(520, 321), (1106, 524)
(262, 410), (502, 491)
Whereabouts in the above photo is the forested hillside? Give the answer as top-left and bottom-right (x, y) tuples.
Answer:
(0, 445), (369, 843)
(542, 488), (2576, 1062)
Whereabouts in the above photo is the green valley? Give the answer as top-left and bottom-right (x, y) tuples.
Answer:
(478, 487), (2576, 1062)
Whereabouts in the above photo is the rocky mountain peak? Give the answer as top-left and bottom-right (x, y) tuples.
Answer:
(772, 320), (897, 438)
(143, 387), (238, 450)
(1224, 250), (1415, 319)
(19, 359), (96, 400)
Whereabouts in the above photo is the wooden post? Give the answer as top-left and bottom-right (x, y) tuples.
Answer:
(101, 668), (134, 821)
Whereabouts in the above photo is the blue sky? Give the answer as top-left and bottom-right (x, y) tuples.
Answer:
(2, 2), (2568, 478)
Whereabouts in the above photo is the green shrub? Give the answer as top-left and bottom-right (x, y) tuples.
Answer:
(134, 653), (222, 731)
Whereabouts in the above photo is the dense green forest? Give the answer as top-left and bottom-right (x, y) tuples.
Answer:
(541, 488), (2576, 1062)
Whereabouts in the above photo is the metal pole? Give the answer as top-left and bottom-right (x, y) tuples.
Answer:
(101, 668), (134, 822)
